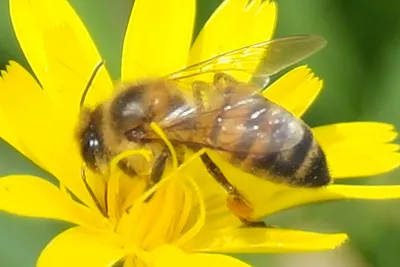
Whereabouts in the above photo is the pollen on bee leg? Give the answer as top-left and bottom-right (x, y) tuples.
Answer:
(226, 193), (269, 227)
(226, 192), (255, 222)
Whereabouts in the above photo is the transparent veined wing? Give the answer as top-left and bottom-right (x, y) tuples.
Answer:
(168, 34), (326, 88)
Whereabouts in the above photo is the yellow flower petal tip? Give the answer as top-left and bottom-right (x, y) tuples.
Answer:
(314, 122), (398, 144)
(0, 60), (54, 168)
(264, 65), (323, 117)
(250, 0), (278, 44)
(186, 228), (348, 254)
(10, 0), (114, 112)
(188, 0), (277, 68)
(330, 185), (400, 200)
(267, 231), (348, 253)
(254, 183), (400, 218)
(313, 122), (400, 178)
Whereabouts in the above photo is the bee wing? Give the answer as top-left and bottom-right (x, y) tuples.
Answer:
(150, 93), (305, 155)
(168, 34), (326, 88)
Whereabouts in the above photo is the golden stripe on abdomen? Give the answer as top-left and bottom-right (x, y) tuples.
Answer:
(232, 100), (268, 161)
(209, 88), (234, 145)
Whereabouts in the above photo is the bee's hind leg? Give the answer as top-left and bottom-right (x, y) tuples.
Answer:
(239, 220), (275, 228)
(200, 152), (267, 227)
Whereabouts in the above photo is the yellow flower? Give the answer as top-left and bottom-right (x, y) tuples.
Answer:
(0, 0), (399, 266)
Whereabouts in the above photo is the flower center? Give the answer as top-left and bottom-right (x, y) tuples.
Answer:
(84, 123), (207, 263)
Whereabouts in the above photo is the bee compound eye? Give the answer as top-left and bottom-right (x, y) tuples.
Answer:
(80, 129), (104, 172)
(81, 139), (97, 168)
(88, 138), (100, 149)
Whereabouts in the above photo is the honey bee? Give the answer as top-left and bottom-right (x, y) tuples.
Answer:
(76, 35), (329, 225)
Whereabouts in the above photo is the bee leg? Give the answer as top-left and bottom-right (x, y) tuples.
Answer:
(213, 72), (239, 91)
(239, 219), (277, 228)
(144, 148), (170, 202)
(145, 145), (186, 202)
(174, 144), (187, 166)
(149, 148), (169, 187)
(192, 81), (210, 111)
(200, 153), (264, 226)
(117, 159), (138, 176)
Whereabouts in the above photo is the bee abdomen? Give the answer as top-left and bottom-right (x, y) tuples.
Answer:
(251, 126), (331, 187)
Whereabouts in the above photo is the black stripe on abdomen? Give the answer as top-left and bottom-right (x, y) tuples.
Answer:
(253, 126), (314, 185)
(299, 145), (331, 187)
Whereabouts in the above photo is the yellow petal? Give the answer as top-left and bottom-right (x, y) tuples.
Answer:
(121, 0), (195, 81)
(189, 0), (276, 65)
(189, 0), (247, 65)
(188, 0), (277, 83)
(263, 65), (323, 117)
(256, 184), (400, 216)
(0, 109), (33, 161)
(314, 122), (397, 144)
(9, 0), (49, 89)
(328, 184), (400, 199)
(187, 228), (347, 253)
(0, 175), (106, 229)
(0, 61), (70, 174)
(151, 245), (250, 267)
(0, 62), (95, 207)
(38, 226), (126, 267)
(10, 0), (113, 114)
(249, 0), (277, 44)
(313, 122), (400, 178)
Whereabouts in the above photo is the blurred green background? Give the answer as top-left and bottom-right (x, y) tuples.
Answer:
(0, 0), (399, 266)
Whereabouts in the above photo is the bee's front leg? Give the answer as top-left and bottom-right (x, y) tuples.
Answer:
(142, 147), (170, 202)
(144, 141), (189, 202)
(149, 148), (169, 188)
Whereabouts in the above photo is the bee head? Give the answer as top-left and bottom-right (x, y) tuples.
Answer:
(77, 107), (107, 173)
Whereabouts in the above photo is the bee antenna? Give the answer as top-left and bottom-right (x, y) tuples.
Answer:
(80, 60), (105, 107)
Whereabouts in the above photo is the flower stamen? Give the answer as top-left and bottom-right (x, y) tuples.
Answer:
(108, 149), (153, 220)
(173, 175), (206, 247)
(149, 122), (178, 169)
(109, 149), (153, 175)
